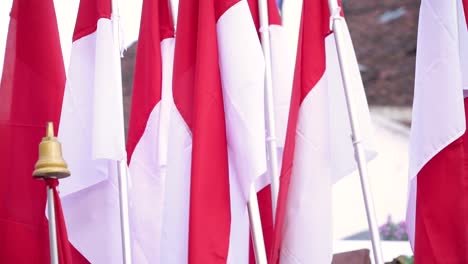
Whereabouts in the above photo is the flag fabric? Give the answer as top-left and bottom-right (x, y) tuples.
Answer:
(270, 0), (375, 262)
(406, 0), (468, 262)
(172, 0), (231, 261)
(57, 0), (127, 262)
(0, 0), (79, 262)
(125, 0), (175, 261)
(160, 0), (267, 262)
(216, 0), (267, 261)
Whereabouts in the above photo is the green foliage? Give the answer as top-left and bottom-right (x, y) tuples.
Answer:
(390, 255), (414, 264)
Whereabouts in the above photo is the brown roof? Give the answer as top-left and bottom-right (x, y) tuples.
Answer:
(121, 0), (420, 134)
(344, 0), (419, 106)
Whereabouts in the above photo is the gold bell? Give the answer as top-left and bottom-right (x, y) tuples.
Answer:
(33, 122), (70, 179)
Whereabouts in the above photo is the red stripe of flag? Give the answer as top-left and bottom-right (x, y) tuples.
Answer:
(414, 99), (468, 263)
(173, 0), (234, 261)
(0, 0), (86, 262)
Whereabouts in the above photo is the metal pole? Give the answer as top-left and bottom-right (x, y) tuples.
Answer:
(117, 161), (133, 264)
(111, 0), (133, 262)
(251, 1), (280, 262)
(47, 186), (59, 264)
(247, 186), (268, 264)
(169, 0), (177, 29)
(258, 0), (280, 221)
(327, 1), (384, 263)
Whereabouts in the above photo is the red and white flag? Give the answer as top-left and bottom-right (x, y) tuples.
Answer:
(172, 0), (232, 260)
(57, 0), (127, 262)
(160, 0), (267, 262)
(217, 0), (268, 261)
(0, 0), (80, 262)
(407, 0), (468, 262)
(126, 0), (175, 261)
(270, 0), (374, 262)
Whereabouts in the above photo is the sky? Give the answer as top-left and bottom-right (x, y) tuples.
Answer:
(0, 0), (144, 75)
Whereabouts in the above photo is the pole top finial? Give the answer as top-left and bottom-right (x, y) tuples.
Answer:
(46, 122), (54, 138)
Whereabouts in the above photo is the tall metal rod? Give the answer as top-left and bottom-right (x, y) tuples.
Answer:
(248, 186), (268, 264)
(47, 186), (59, 264)
(327, 1), (384, 263)
(249, 0), (279, 262)
(111, 0), (133, 262)
(169, 0), (178, 29)
(258, 0), (280, 221)
(117, 161), (133, 264)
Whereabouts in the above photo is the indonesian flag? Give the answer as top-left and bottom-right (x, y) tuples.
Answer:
(160, 0), (267, 261)
(217, 0), (267, 261)
(0, 0), (77, 262)
(270, 0), (375, 262)
(57, 0), (127, 262)
(125, 0), (175, 262)
(407, 0), (468, 262)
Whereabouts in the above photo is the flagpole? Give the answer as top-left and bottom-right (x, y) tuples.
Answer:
(46, 186), (59, 264)
(169, 0), (177, 29)
(327, 1), (384, 263)
(33, 122), (71, 264)
(258, 0), (280, 221)
(111, 0), (133, 263)
(116, 161), (133, 264)
(252, 0), (280, 261)
(248, 186), (268, 264)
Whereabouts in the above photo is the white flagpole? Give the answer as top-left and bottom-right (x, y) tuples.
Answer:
(169, 0), (177, 29)
(47, 186), (59, 264)
(116, 161), (133, 264)
(248, 186), (268, 264)
(248, 0), (279, 261)
(327, 1), (384, 263)
(258, 0), (280, 221)
(111, 0), (133, 263)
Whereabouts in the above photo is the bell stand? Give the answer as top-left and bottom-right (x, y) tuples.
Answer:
(33, 122), (71, 264)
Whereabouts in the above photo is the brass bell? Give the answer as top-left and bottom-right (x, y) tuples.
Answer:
(33, 122), (70, 179)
